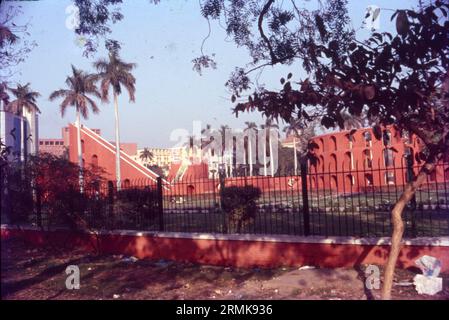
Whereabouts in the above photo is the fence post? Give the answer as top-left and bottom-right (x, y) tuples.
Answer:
(107, 181), (114, 228)
(36, 186), (42, 228)
(300, 161), (311, 236)
(156, 177), (164, 231)
(406, 155), (417, 237)
(218, 168), (227, 233)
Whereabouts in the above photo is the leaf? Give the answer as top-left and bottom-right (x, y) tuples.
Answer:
(363, 85), (376, 100)
(396, 11), (409, 35)
(287, 73), (292, 79)
(231, 95), (236, 103)
(280, 77), (285, 85)
(321, 116), (334, 129)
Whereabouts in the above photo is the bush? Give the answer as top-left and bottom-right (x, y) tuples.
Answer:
(221, 185), (261, 233)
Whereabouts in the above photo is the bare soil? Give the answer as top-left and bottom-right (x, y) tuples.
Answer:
(1, 238), (448, 300)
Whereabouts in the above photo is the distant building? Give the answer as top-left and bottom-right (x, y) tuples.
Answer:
(308, 125), (449, 191)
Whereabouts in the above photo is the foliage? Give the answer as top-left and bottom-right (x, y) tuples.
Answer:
(232, 2), (449, 163)
(49, 65), (101, 119)
(73, 0), (160, 57)
(0, 4), (37, 80)
(94, 50), (136, 101)
(196, 0), (354, 87)
(6, 83), (40, 115)
(1, 154), (106, 228)
(114, 187), (160, 229)
(221, 185), (261, 233)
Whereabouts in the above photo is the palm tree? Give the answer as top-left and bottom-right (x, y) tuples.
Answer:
(261, 118), (279, 177)
(139, 148), (154, 163)
(283, 119), (304, 176)
(244, 121), (257, 176)
(49, 66), (100, 192)
(94, 51), (136, 190)
(6, 83), (40, 162)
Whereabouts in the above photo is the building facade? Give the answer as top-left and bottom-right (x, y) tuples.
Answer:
(308, 125), (449, 192)
(1, 105), (39, 160)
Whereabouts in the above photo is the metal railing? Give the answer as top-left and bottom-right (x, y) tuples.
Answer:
(1, 161), (448, 238)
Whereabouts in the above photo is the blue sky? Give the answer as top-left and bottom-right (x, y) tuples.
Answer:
(3, 0), (417, 148)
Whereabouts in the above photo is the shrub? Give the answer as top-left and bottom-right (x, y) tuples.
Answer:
(220, 185), (261, 233)
(114, 187), (160, 229)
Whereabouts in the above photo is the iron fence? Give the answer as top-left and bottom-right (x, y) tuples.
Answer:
(1, 161), (448, 238)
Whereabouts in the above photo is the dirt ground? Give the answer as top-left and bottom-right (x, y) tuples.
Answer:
(1, 238), (448, 300)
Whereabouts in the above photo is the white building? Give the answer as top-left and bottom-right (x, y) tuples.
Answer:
(0, 102), (39, 160)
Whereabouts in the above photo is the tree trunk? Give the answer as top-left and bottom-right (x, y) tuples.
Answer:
(76, 110), (84, 193)
(381, 156), (440, 300)
(113, 92), (122, 190)
(20, 112), (25, 162)
(293, 137), (297, 176)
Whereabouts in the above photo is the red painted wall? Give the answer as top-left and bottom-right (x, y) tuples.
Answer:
(2, 227), (448, 273)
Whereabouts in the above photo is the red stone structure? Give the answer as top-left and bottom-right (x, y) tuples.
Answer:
(308, 125), (449, 192)
(66, 124), (162, 184)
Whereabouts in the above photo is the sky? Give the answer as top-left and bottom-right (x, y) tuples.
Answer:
(2, 0), (418, 148)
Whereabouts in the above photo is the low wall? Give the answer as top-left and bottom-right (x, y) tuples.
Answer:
(2, 225), (448, 272)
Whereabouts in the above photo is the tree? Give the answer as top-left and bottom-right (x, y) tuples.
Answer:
(223, 1), (448, 299)
(0, 4), (37, 80)
(261, 118), (279, 177)
(244, 121), (257, 176)
(94, 50), (136, 190)
(6, 83), (40, 162)
(49, 65), (101, 193)
(69, 0), (161, 57)
(139, 148), (154, 163)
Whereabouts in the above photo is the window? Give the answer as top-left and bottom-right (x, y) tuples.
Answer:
(330, 136), (337, 151)
(365, 173), (373, 186)
(346, 174), (355, 186)
(123, 179), (131, 188)
(91, 154), (98, 167)
(346, 133), (354, 149)
(363, 149), (372, 168)
(383, 130), (392, 146)
(364, 131), (372, 147)
(345, 152), (353, 169)
(385, 172), (395, 185)
(320, 138), (325, 152)
(383, 148), (394, 167)
(402, 130), (410, 144)
(331, 175), (338, 189)
(330, 154), (337, 171)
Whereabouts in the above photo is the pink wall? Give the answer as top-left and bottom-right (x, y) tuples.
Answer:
(2, 227), (448, 272)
